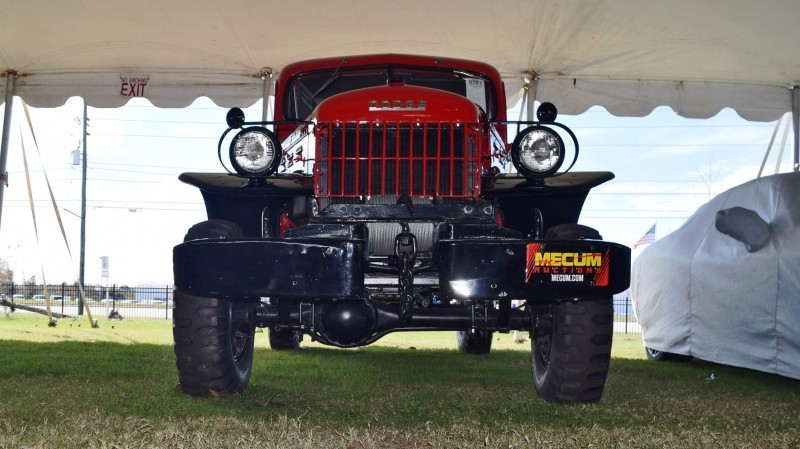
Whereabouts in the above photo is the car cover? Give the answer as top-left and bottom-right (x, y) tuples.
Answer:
(631, 172), (800, 380)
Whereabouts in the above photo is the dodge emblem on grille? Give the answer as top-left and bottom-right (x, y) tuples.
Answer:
(369, 100), (427, 111)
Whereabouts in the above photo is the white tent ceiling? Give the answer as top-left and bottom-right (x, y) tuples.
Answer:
(2, 0), (799, 121)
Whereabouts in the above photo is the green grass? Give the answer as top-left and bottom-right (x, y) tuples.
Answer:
(1, 313), (798, 448)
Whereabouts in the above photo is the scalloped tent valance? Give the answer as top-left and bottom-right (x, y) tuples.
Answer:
(1, 0), (799, 121)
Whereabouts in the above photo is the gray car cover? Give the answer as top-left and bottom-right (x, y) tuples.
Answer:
(631, 172), (800, 380)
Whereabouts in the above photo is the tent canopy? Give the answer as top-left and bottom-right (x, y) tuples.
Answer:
(2, 0), (800, 121)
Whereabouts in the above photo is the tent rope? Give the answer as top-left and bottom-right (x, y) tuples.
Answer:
(19, 121), (55, 326)
(20, 101), (98, 328)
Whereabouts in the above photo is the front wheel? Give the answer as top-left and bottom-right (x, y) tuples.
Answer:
(173, 291), (256, 396)
(174, 219), (256, 395)
(529, 223), (613, 404)
(531, 298), (613, 404)
(645, 347), (692, 362)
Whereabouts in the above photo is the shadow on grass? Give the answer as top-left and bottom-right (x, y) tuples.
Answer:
(0, 339), (798, 432)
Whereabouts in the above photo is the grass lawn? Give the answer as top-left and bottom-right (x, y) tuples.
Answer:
(0, 312), (798, 448)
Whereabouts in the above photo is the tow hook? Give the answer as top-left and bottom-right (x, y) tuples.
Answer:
(395, 222), (417, 323)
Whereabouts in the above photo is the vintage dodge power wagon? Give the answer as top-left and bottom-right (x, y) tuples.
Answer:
(172, 54), (630, 404)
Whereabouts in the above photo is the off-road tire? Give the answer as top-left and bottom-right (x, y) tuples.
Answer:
(456, 330), (493, 354)
(645, 347), (692, 362)
(173, 291), (256, 396)
(184, 219), (244, 242)
(544, 223), (602, 241)
(530, 223), (612, 404)
(531, 299), (613, 404)
(269, 327), (302, 350)
(173, 219), (256, 396)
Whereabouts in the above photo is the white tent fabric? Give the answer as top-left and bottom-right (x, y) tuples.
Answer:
(631, 173), (800, 380)
(2, 0), (800, 119)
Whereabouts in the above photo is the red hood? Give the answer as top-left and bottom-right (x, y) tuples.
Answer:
(311, 84), (481, 123)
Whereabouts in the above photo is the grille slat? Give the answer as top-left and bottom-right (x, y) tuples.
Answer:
(316, 122), (479, 199)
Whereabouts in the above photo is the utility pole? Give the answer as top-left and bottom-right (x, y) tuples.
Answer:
(78, 101), (88, 315)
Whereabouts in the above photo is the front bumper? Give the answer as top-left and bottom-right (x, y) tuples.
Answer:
(173, 238), (364, 299)
(438, 239), (630, 300)
(173, 238), (629, 300)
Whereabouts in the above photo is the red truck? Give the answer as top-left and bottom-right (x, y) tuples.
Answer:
(172, 54), (630, 404)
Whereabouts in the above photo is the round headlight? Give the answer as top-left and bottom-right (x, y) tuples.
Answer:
(229, 127), (282, 176)
(511, 126), (565, 177)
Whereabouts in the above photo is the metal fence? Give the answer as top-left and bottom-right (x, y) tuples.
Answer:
(1, 282), (643, 333)
(1, 282), (174, 320)
(613, 294), (641, 334)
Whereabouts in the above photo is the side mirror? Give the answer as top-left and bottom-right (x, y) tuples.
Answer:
(715, 207), (770, 252)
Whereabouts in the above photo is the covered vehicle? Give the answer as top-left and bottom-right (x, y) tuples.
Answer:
(631, 172), (800, 379)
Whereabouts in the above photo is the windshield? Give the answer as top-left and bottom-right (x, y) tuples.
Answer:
(284, 65), (497, 120)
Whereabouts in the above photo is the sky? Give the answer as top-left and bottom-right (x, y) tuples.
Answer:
(0, 96), (795, 286)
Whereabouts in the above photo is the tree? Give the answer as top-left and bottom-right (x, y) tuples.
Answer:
(0, 258), (13, 284)
(118, 285), (134, 301)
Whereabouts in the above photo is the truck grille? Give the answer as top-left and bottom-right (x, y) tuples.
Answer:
(315, 122), (481, 199)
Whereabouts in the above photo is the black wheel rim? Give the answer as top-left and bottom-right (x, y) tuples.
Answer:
(533, 305), (554, 369)
(535, 336), (551, 368)
(231, 328), (248, 365)
(228, 303), (253, 367)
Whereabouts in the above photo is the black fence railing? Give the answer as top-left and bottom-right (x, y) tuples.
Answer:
(613, 294), (641, 334)
(1, 282), (173, 320)
(2, 282), (643, 333)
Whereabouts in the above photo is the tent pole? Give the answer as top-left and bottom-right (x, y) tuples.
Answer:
(791, 84), (799, 172)
(261, 68), (273, 123)
(0, 71), (19, 231)
(526, 72), (538, 121)
(757, 114), (783, 178)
